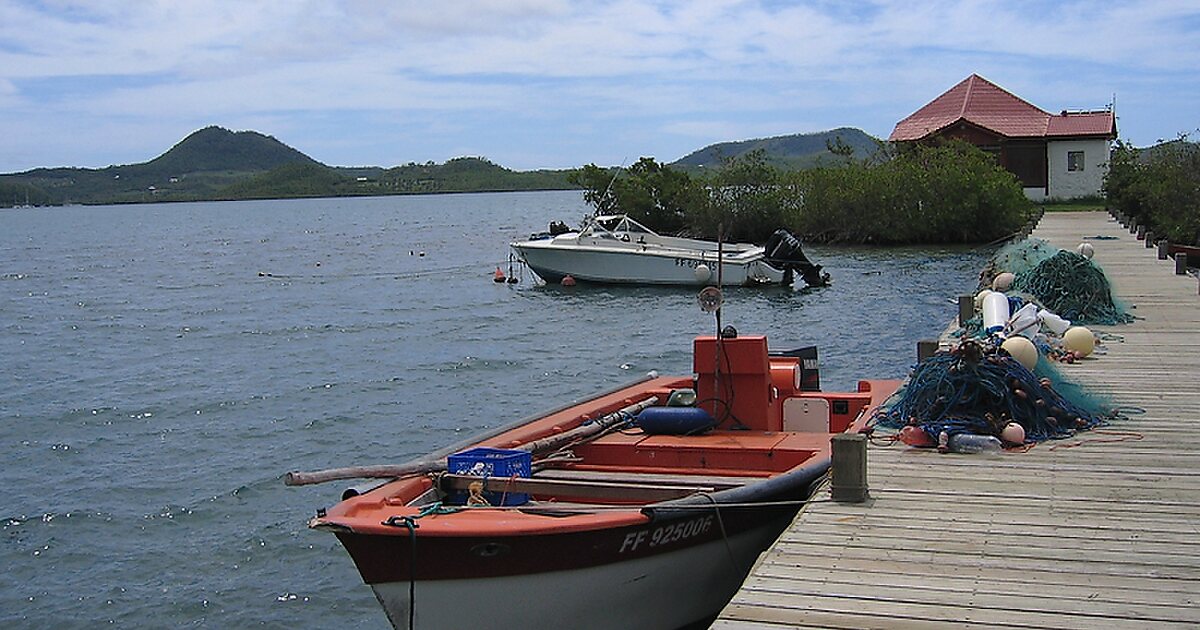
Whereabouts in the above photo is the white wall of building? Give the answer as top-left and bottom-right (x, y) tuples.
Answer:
(1047, 138), (1110, 200)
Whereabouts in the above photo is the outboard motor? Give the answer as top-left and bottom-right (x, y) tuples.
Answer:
(763, 229), (831, 287)
(528, 220), (576, 241)
(770, 345), (820, 391)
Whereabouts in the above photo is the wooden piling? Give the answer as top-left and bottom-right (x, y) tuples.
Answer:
(957, 294), (973, 326)
(917, 340), (938, 363)
(829, 433), (867, 503)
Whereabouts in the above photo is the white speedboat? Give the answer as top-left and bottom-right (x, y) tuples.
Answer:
(511, 215), (829, 287)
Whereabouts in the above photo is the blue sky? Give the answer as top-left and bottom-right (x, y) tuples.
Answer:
(1, 1), (1197, 173)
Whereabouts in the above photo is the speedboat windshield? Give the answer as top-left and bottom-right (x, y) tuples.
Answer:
(582, 215), (659, 239)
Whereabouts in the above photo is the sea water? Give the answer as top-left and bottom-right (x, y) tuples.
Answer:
(0, 191), (988, 628)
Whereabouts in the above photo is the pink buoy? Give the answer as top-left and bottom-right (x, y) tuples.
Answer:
(899, 425), (935, 447)
(1001, 422), (1026, 445)
(561, 275), (576, 287)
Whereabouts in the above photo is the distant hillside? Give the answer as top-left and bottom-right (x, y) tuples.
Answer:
(1139, 138), (1199, 162)
(219, 162), (349, 200)
(672, 127), (881, 171)
(0, 126), (582, 205)
(2, 125), (894, 207)
(1, 126), (322, 204)
(345, 157), (574, 194)
(143, 126), (320, 175)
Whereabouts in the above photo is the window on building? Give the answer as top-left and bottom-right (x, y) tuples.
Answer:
(1067, 151), (1085, 172)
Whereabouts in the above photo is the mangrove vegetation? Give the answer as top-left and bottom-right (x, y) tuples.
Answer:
(1104, 136), (1200, 247)
(569, 140), (1033, 245)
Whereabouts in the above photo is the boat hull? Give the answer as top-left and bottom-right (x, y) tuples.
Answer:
(359, 509), (795, 629)
(512, 242), (783, 286)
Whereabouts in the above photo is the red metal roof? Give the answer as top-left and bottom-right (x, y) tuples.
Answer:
(890, 74), (1114, 141)
(1046, 111), (1116, 137)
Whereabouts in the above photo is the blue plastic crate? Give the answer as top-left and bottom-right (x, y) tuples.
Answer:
(446, 447), (531, 506)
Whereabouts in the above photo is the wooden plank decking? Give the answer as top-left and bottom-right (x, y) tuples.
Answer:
(715, 211), (1200, 629)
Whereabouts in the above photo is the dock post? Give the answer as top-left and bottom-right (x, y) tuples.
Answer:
(831, 433), (868, 503)
(917, 340), (938, 363)
(1145, 232), (1155, 248)
(1158, 240), (1170, 260)
(1177, 253), (1189, 276)
(957, 295), (973, 326)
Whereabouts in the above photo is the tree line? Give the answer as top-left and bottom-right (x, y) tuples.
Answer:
(1104, 136), (1200, 247)
(567, 140), (1033, 245)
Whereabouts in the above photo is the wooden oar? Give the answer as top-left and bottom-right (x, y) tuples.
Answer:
(284, 395), (658, 487)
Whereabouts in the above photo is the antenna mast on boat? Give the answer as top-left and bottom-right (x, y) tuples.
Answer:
(716, 223), (724, 334)
(695, 223), (731, 425)
(598, 158), (627, 215)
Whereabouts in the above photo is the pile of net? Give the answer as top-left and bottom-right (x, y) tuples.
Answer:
(979, 239), (1135, 326)
(980, 238), (1059, 280)
(1011, 250), (1135, 325)
(872, 340), (1117, 445)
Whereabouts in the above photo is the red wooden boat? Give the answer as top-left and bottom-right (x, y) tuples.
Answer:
(292, 333), (898, 629)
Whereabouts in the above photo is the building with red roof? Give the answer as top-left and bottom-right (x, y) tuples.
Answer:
(890, 74), (1116, 200)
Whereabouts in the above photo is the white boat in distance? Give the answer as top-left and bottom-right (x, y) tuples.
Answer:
(511, 215), (829, 287)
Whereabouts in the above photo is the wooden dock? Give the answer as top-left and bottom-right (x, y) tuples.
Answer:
(715, 211), (1200, 629)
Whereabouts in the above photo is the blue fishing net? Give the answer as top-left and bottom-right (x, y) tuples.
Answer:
(872, 340), (1116, 443)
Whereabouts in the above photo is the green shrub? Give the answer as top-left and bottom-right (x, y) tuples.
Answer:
(1106, 137), (1199, 246)
(572, 141), (1030, 245)
(781, 140), (1029, 244)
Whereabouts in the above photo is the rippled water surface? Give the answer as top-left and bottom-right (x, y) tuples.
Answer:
(0, 191), (989, 628)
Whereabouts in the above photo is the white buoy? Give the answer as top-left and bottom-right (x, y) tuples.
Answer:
(1063, 326), (1095, 357)
(1076, 242), (1095, 259)
(974, 289), (993, 311)
(1001, 336), (1038, 370)
(982, 292), (1011, 334)
(694, 264), (711, 283)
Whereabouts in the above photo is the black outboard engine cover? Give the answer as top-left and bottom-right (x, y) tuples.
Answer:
(763, 229), (830, 287)
(769, 345), (820, 391)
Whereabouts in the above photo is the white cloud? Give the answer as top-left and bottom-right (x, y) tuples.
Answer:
(0, 0), (1197, 171)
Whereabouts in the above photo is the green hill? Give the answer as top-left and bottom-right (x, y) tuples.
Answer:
(1, 126), (323, 204)
(219, 162), (349, 200)
(358, 157), (574, 194)
(143, 126), (319, 175)
(671, 127), (881, 171)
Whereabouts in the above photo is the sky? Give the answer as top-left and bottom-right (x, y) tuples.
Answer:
(1, 0), (1198, 173)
